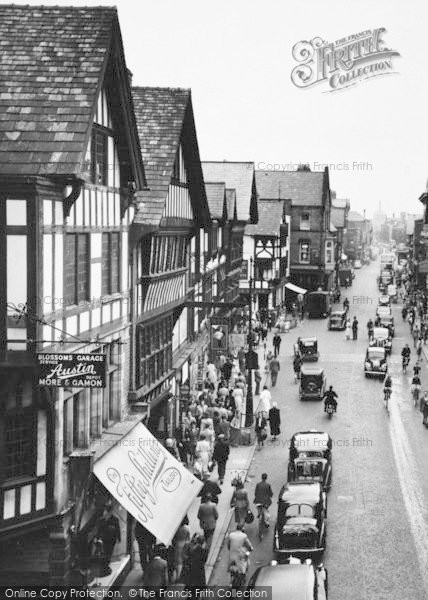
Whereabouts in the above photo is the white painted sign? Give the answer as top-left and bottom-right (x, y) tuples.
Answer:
(93, 423), (203, 545)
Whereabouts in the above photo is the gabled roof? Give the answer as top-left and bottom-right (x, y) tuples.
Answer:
(205, 182), (227, 221)
(202, 161), (258, 223)
(132, 87), (209, 227)
(245, 200), (284, 236)
(348, 210), (365, 222)
(0, 4), (145, 185)
(255, 170), (326, 206)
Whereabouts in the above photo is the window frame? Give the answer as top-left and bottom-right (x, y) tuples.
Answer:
(91, 126), (108, 186)
(299, 240), (310, 264)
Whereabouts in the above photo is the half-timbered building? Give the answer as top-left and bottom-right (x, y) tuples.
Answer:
(0, 5), (145, 586)
(241, 200), (290, 317)
(201, 162), (258, 327)
(131, 87), (210, 436)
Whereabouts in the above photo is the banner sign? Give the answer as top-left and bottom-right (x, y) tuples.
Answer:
(37, 353), (106, 388)
(93, 423), (203, 545)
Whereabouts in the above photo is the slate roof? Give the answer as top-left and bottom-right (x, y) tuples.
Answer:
(245, 200), (284, 236)
(132, 87), (209, 227)
(255, 170), (325, 206)
(202, 161), (258, 223)
(205, 182), (226, 220)
(348, 210), (365, 222)
(0, 5), (118, 177)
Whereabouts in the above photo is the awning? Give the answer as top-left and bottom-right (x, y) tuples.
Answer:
(285, 282), (307, 295)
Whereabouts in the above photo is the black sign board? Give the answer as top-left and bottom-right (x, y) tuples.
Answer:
(37, 353), (107, 388)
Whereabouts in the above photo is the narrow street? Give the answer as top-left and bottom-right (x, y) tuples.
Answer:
(211, 257), (428, 600)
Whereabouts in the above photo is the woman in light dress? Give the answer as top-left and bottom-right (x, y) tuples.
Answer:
(195, 431), (211, 475)
(345, 318), (352, 340)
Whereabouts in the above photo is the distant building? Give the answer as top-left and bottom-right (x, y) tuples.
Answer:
(255, 167), (335, 292)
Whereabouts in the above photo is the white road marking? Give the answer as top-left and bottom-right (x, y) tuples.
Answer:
(389, 397), (428, 594)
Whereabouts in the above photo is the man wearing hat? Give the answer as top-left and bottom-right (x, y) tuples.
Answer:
(212, 433), (230, 484)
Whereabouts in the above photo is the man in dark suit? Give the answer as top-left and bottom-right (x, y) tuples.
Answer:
(144, 545), (168, 588)
(197, 497), (218, 550)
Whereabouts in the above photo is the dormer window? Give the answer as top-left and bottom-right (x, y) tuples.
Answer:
(91, 126), (108, 186)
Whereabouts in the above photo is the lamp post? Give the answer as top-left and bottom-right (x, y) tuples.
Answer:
(245, 257), (254, 427)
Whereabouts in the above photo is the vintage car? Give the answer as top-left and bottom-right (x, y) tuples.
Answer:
(274, 482), (327, 559)
(248, 560), (328, 600)
(376, 304), (392, 318)
(289, 431), (332, 461)
(378, 294), (391, 307)
(387, 284), (398, 303)
(378, 314), (395, 337)
(288, 431), (332, 490)
(294, 337), (319, 362)
(370, 327), (392, 354)
(364, 346), (388, 378)
(299, 366), (326, 401)
(328, 310), (347, 331)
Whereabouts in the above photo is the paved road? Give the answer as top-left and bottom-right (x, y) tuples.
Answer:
(211, 258), (428, 599)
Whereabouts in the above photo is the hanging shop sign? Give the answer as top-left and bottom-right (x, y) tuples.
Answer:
(94, 422), (203, 546)
(37, 353), (107, 388)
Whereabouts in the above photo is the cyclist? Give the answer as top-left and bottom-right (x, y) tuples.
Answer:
(414, 360), (422, 377)
(402, 344), (411, 371)
(253, 473), (273, 530)
(323, 385), (338, 413)
(383, 374), (392, 408)
(227, 524), (253, 588)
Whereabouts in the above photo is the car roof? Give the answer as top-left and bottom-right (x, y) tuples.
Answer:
(300, 365), (324, 376)
(292, 431), (331, 448)
(380, 314), (393, 321)
(373, 327), (389, 336)
(367, 346), (386, 355)
(300, 337), (317, 343)
(280, 482), (322, 504)
(252, 564), (315, 600)
(330, 310), (346, 316)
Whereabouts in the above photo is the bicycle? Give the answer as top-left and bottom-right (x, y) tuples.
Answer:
(402, 356), (410, 374)
(383, 387), (391, 413)
(255, 503), (269, 540)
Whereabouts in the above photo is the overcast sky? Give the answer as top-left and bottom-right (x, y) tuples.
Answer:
(8, 0), (428, 218)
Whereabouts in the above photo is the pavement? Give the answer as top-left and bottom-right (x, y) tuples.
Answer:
(121, 326), (281, 589)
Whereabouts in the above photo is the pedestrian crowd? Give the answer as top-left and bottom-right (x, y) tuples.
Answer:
(134, 327), (283, 588)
